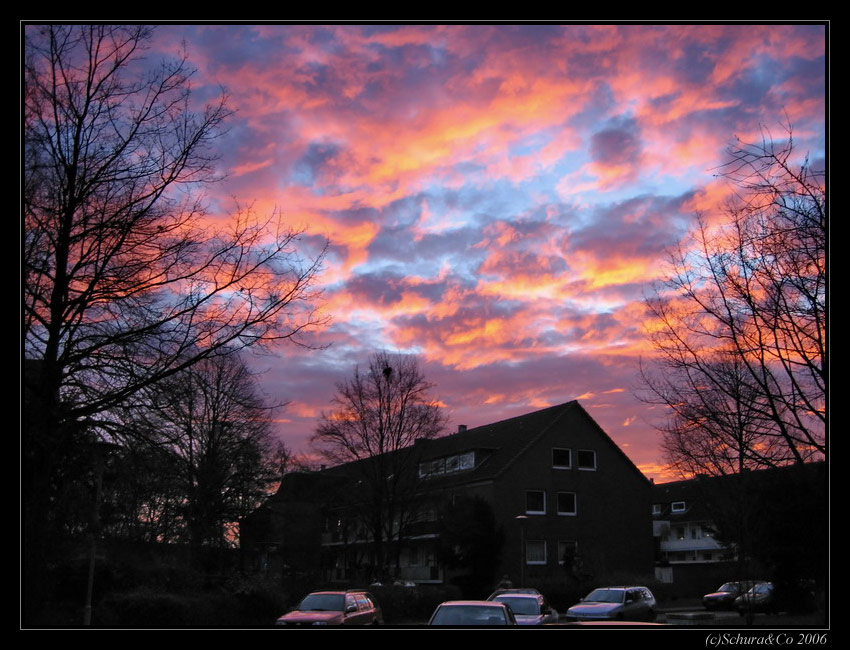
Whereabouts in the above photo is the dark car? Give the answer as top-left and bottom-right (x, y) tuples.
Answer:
(486, 587), (542, 600)
(275, 590), (383, 626)
(490, 593), (559, 625)
(703, 581), (763, 610)
(565, 586), (657, 622)
(735, 582), (776, 614)
(428, 600), (518, 626)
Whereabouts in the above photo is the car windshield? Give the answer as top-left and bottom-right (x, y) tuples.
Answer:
(584, 589), (625, 604)
(718, 583), (738, 593)
(432, 605), (507, 625)
(495, 597), (540, 616)
(297, 593), (345, 612)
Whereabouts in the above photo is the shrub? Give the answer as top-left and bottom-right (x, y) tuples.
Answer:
(94, 589), (193, 627)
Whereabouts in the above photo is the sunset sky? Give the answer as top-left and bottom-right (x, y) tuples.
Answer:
(149, 23), (826, 481)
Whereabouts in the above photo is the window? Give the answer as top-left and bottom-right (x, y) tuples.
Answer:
(671, 501), (686, 513)
(418, 451), (475, 478)
(652, 503), (662, 515)
(557, 492), (577, 516)
(552, 448), (572, 469)
(576, 449), (597, 470)
(526, 490), (546, 515)
(558, 540), (578, 566)
(526, 540), (547, 565)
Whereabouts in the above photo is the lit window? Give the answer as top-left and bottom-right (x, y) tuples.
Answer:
(552, 448), (572, 469)
(526, 490), (546, 515)
(577, 449), (597, 470)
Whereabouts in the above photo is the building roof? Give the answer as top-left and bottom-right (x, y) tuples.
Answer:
(316, 400), (649, 489)
(651, 461), (826, 521)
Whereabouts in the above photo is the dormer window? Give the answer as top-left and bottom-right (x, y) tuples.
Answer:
(671, 501), (687, 513)
(418, 451), (475, 478)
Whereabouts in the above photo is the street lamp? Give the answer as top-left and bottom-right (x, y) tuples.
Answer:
(515, 515), (527, 587)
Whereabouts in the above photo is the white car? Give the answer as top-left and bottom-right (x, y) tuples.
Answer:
(565, 586), (657, 622)
(490, 593), (559, 625)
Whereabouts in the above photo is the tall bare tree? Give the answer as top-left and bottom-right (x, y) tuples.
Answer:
(641, 124), (825, 478)
(311, 351), (447, 580)
(24, 24), (326, 431)
(124, 353), (280, 551)
(23, 25), (325, 618)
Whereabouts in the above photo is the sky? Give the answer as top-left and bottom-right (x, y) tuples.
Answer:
(149, 23), (826, 482)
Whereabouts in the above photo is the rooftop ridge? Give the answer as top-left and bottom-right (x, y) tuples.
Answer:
(445, 399), (578, 438)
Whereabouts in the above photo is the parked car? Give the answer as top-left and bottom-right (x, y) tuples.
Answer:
(565, 586), (657, 622)
(703, 581), (764, 610)
(736, 582), (776, 614)
(489, 593), (559, 625)
(275, 590), (383, 626)
(486, 587), (542, 600)
(428, 600), (518, 626)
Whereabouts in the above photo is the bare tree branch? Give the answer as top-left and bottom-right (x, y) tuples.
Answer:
(311, 351), (448, 580)
(639, 123), (825, 478)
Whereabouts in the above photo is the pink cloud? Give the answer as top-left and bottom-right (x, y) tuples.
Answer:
(146, 24), (825, 483)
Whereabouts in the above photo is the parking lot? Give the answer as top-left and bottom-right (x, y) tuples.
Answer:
(653, 600), (826, 628)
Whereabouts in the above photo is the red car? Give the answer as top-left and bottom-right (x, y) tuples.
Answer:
(276, 590), (383, 626)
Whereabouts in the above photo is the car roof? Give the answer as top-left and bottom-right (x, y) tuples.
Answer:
(306, 589), (374, 596)
(488, 588), (541, 598)
(440, 600), (508, 607)
(493, 593), (540, 599)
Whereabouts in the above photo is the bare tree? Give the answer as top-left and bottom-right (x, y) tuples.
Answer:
(125, 353), (280, 551)
(24, 25), (326, 428)
(23, 25), (325, 617)
(311, 351), (448, 580)
(645, 350), (794, 477)
(641, 124), (825, 478)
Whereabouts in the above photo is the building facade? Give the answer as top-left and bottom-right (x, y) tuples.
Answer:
(650, 462), (827, 597)
(242, 401), (654, 591)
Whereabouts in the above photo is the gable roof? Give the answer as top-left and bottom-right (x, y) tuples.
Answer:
(398, 400), (649, 487)
(414, 400), (575, 486)
(255, 400), (650, 517)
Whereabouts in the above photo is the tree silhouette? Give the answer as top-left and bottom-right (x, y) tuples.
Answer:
(311, 351), (447, 580)
(641, 124), (825, 478)
(121, 353), (280, 553)
(23, 25), (325, 620)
